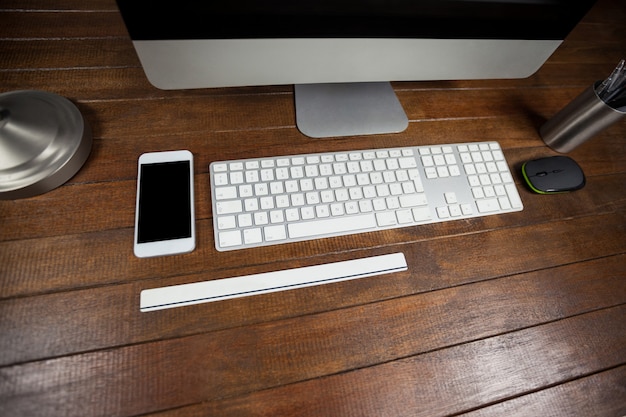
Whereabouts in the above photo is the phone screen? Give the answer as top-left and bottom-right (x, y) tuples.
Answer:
(137, 161), (192, 243)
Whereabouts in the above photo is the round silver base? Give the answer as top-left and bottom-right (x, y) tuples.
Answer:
(0, 90), (92, 199)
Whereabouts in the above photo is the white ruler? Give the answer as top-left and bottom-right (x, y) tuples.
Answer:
(140, 252), (407, 312)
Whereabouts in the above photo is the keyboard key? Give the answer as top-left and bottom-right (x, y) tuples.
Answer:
(217, 216), (236, 230)
(213, 163), (227, 172)
(243, 228), (263, 244)
(376, 212), (397, 226)
(397, 209), (413, 224)
(437, 207), (450, 218)
(264, 225), (287, 241)
(400, 194), (428, 207)
(399, 157), (417, 168)
(289, 214), (377, 239)
(219, 230), (242, 247)
(506, 184), (523, 208)
(215, 186), (237, 200)
(238, 213), (253, 227)
(216, 200), (243, 215)
(412, 207), (432, 222)
(449, 205), (462, 217)
(476, 198), (501, 213)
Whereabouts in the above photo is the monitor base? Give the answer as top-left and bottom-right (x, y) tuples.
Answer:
(295, 82), (409, 138)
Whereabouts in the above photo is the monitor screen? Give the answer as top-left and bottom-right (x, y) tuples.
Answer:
(117, 1), (594, 41)
(116, 0), (596, 137)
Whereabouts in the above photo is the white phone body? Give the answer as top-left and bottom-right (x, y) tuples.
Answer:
(134, 150), (196, 258)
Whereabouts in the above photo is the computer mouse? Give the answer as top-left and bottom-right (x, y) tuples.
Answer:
(522, 156), (585, 194)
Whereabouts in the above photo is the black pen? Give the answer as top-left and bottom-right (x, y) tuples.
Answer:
(605, 84), (626, 110)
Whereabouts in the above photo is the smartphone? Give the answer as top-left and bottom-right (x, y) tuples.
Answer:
(133, 150), (195, 258)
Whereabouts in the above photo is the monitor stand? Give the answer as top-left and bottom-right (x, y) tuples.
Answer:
(294, 82), (409, 138)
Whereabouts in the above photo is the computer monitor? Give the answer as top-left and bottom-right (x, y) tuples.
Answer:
(115, 0), (596, 138)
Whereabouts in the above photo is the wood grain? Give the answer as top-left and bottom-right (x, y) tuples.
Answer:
(5, 306), (618, 417)
(1, 0), (625, 416)
(458, 366), (626, 417)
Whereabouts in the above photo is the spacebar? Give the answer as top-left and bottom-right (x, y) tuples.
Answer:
(288, 214), (377, 239)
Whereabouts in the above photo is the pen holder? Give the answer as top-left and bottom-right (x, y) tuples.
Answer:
(540, 81), (626, 153)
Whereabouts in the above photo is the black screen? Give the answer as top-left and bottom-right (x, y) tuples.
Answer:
(116, 0), (596, 41)
(137, 161), (192, 243)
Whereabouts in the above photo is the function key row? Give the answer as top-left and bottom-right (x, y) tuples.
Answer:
(212, 148), (417, 173)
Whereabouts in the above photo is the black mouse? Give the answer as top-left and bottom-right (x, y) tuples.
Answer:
(522, 156), (585, 194)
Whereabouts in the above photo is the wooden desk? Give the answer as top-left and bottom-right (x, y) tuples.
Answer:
(1, 1), (625, 416)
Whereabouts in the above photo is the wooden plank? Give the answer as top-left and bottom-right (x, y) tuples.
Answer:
(0, 68), (291, 103)
(0, 11), (128, 39)
(170, 307), (626, 417)
(0, 179), (141, 241)
(579, 0), (626, 24)
(457, 366), (626, 417)
(1, 305), (623, 417)
(0, 216), (626, 364)
(0, 39), (141, 69)
(1, 248), (624, 366)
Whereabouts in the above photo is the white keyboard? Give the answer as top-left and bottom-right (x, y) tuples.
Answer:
(210, 141), (523, 251)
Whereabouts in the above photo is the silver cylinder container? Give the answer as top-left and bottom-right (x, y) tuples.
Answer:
(540, 81), (625, 153)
